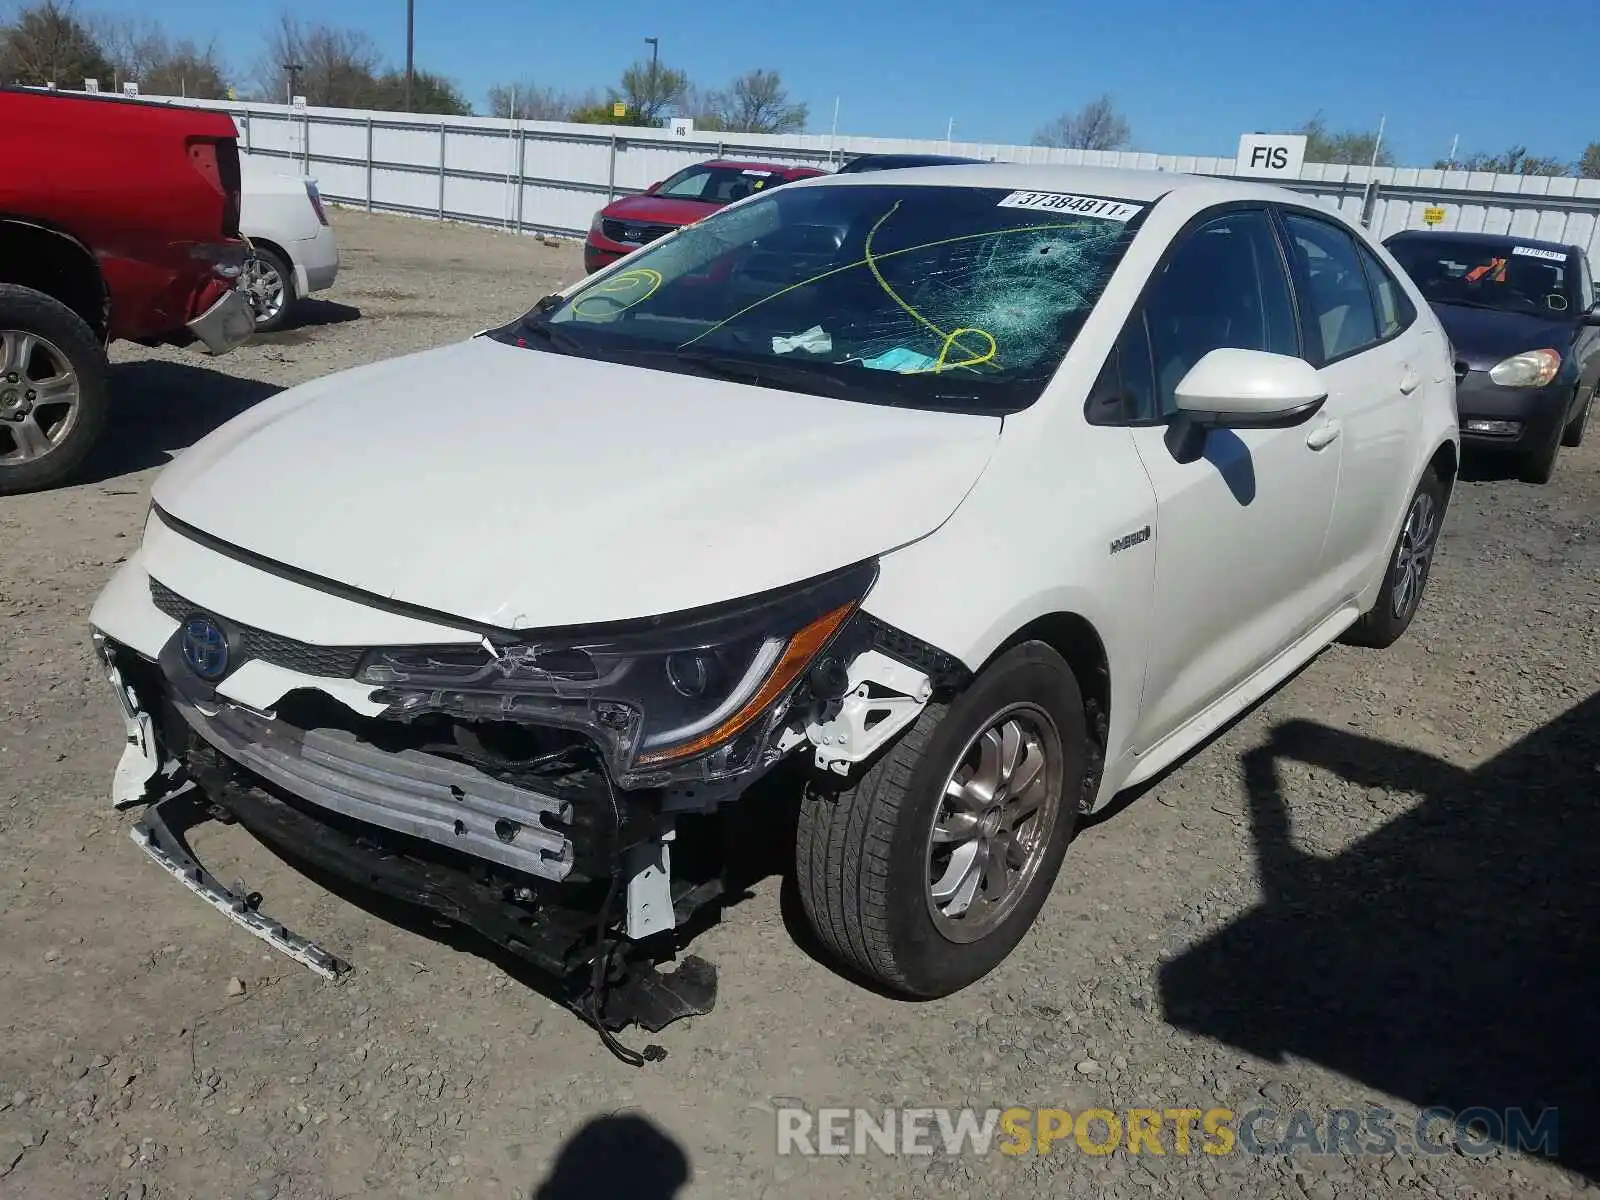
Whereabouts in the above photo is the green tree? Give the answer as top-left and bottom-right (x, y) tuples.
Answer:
(1294, 112), (1394, 167)
(0, 1), (113, 87)
(1580, 142), (1600, 180)
(618, 56), (689, 124)
(1437, 146), (1568, 176)
(371, 68), (471, 115)
(569, 99), (647, 126)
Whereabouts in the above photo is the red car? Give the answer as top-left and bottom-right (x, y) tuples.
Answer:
(584, 159), (825, 274)
(0, 88), (254, 493)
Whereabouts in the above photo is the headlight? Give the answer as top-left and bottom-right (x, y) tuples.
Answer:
(357, 560), (877, 785)
(1488, 348), (1561, 388)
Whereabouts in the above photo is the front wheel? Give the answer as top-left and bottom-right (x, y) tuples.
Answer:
(1562, 386), (1592, 448)
(0, 284), (110, 495)
(795, 641), (1086, 998)
(1344, 465), (1447, 649)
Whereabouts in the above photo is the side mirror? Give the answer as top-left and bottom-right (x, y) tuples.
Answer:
(1585, 301), (1600, 326)
(1165, 348), (1329, 462)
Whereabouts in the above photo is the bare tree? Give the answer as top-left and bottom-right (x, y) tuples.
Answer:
(486, 79), (586, 121)
(703, 69), (806, 134)
(252, 14), (381, 107)
(1031, 94), (1131, 151)
(619, 56), (689, 124)
(0, 0), (112, 87)
(97, 16), (227, 97)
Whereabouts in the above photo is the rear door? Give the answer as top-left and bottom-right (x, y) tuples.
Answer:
(1276, 209), (1422, 602)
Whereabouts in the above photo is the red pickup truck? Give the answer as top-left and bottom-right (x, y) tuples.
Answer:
(0, 89), (255, 493)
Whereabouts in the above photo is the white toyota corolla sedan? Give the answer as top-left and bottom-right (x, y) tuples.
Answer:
(88, 164), (1459, 1037)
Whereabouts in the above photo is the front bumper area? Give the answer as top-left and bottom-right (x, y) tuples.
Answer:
(185, 288), (255, 356)
(1454, 370), (1572, 449)
(89, 557), (719, 1044)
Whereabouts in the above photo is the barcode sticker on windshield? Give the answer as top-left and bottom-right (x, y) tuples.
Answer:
(741, 169), (773, 177)
(996, 191), (1143, 221)
(1512, 245), (1565, 262)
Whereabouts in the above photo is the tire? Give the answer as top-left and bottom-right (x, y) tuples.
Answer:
(242, 245), (296, 333)
(1344, 465), (1447, 649)
(0, 284), (110, 495)
(795, 641), (1087, 998)
(1562, 385), (1592, 448)
(1517, 416), (1563, 484)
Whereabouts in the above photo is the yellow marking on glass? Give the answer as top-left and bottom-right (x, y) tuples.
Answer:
(860, 203), (995, 372)
(571, 267), (663, 320)
(677, 220), (1094, 350)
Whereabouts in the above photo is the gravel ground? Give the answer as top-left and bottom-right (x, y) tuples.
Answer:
(1, 209), (1597, 1200)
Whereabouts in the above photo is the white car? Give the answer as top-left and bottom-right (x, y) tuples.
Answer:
(88, 165), (1458, 1033)
(238, 161), (340, 332)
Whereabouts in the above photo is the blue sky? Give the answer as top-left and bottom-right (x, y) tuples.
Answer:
(126, 0), (1598, 165)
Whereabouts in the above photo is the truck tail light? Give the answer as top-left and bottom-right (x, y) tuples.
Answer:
(187, 136), (243, 238)
(305, 181), (330, 226)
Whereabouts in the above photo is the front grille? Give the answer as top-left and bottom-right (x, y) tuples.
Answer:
(600, 218), (674, 246)
(149, 577), (365, 679)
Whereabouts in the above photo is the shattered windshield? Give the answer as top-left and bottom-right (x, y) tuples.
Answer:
(507, 183), (1147, 412)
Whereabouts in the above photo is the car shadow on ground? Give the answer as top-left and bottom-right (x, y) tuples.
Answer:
(528, 1113), (690, 1199)
(253, 299), (364, 346)
(1157, 693), (1600, 1181)
(79, 359), (283, 484)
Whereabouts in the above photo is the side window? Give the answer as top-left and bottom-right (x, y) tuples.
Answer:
(1578, 253), (1595, 310)
(1282, 213), (1381, 361)
(1087, 312), (1159, 424)
(1356, 242), (1416, 339)
(1143, 209), (1299, 415)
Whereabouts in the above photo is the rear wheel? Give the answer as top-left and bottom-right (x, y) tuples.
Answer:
(1344, 465), (1446, 649)
(242, 246), (296, 333)
(796, 641), (1086, 997)
(1562, 385), (1592, 448)
(0, 284), (110, 495)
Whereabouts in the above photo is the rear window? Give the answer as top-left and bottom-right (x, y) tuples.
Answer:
(511, 183), (1147, 413)
(1386, 236), (1576, 316)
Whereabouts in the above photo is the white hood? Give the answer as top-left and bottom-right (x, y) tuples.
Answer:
(153, 338), (1001, 629)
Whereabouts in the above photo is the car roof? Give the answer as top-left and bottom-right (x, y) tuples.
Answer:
(798, 161), (1298, 207)
(1385, 228), (1576, 256)
(842, 153), (988, 168)
(702, 159), (821, 176)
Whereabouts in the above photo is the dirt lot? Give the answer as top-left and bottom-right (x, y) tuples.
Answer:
(1, 209), (1597, 1200)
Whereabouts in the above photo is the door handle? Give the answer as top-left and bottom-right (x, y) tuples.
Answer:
(1306, 419), (1342, 451)
(1399, 366), (1422, 394)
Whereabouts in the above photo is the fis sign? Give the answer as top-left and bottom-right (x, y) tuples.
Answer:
(1235, 133), (1307, 179)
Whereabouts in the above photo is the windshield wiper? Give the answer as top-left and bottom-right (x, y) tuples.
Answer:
(673, 350), (856, 397)
(1433, 296), (1530, 314)
(517, 315), (584, 353)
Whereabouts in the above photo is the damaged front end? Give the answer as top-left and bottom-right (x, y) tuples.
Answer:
(92, 551), (962, 1060)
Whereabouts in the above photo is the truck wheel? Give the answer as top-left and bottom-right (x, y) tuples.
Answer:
(242, 246), (296, 333)
(796, 641), (1086, 998)
(1343, 465), (1446, 649)
(0, 284), (110, 495)
(1562, 386), (1592, 448)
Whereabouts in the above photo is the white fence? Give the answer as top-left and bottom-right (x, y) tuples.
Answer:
(122, 95), (1600, 258)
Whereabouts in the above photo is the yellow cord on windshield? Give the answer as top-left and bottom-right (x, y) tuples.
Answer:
(676, 220), (1089, 352)
(861, 203), (996, 373)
